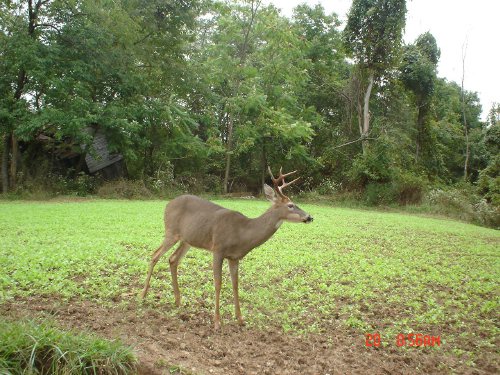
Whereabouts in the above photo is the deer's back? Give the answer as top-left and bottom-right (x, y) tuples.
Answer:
(164, 195), (245, 250)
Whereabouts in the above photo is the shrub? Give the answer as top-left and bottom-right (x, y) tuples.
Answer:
(364, 183), (397, 205)
(477, 154), (500, 206)
(364, 174), (427, 206)
(146, 160), (177, 195)
(317, 178), (342, 195)
(97, 179), (153, 199)
(348, 139), (395, 187)
(393, 172), (427, 205)
(425, 186), (499, 228)
(426, 188), (475, 219)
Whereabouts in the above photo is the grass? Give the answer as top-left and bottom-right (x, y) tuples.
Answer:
(0, 198), (499, 368)
(0, 318), (136, 374)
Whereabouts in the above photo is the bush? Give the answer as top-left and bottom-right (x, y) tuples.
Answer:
(97, 179), (153, 199)
(426, 188), (475, 218)
(425, 186), (499, 228)
(145, 160), (222, 196)
(393, 172), (427, 205)
(0, 318), (136, 374)
(364, 174), (427, 206)
(317, 178), (342, 195)
(146, 160), (178, 196)
(348, 139), (395, 187)
(477, 154), (500, 206)
(364, 183), (397, 205)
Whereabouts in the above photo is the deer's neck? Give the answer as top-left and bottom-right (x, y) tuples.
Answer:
(243, 208), (282, 251)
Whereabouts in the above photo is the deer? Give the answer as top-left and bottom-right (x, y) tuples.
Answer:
(141, 167), (313, 330)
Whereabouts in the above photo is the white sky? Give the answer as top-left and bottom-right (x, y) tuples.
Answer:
(267, 0), (500, 120)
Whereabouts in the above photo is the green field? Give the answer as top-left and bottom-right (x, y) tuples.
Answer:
(1, 199), (499, 371)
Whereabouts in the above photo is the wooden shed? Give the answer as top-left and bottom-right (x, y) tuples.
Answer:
(85, 129), (124, 178)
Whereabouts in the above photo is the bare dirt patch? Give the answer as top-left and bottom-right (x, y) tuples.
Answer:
(0, 296), (487, 375)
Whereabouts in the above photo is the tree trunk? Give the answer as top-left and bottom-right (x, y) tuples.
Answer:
(2, 134), (9, 193)
(415, 103), (427, 162)
(260, 140), (267, 192)
(1, 0), (42, 193)
(463, 122), (469, 182)
(221, 2), (258, 193)
(10, 133), (19, 189)
(361, 72), (374, 154)
(461, 40), (469, 182)
(223, 115), (234, 194)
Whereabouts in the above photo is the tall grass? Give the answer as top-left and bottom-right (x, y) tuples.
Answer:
(0, 319), (137, 374)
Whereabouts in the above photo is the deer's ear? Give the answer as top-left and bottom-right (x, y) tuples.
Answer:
(263, 184), (277, 203)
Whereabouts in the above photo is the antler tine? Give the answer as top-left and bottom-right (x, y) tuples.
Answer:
(267, 166), (276, 181)
(281, 170), (297, 179)
(280, 176), (300, 189)
(271, 167), (297, 182)
(268, 166), (286, 199)
(268, 166), (300, 200)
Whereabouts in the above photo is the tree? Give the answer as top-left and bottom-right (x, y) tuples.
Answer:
(0, 0), (203, 192)
(401, 32), (440, 162)
(0, 0), (49, 190)
(429, 78), (482, 181)
(343, 0), (406, 153)
(191, 1), (314, 192)
(291, 4), (352, 181)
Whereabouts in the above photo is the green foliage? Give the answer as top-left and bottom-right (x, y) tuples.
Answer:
(1, 0), (205, 187)
(348, 137), (395, 186)
(415, 32), (441, 65)
(393, 172), (427, 204)
(476, 119), (500, 206)
(364, 173), (427, 206)
(401, 34), (439, 101)
(0, 0), (490, 214)
(343, 0), (407, 74)
(426, 185), (499, 227)
(0, 318), (136, 374)
(97, 179), (153, 199)
(364, 182), (397, 205)
(477, 154), (500, 206)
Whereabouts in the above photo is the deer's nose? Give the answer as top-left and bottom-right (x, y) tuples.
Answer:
(304, 215), (313, 223)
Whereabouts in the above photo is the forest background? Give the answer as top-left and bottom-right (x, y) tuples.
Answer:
(1, 0), (498, 227)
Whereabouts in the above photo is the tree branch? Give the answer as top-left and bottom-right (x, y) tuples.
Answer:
(35, 23), (61, 33)
(332, 136), (376, 149)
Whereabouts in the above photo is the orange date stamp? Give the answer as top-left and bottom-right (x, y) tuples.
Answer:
(365, 333), (441, 347)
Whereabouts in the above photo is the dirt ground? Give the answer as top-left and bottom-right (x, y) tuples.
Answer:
(0, 296), (495, 375)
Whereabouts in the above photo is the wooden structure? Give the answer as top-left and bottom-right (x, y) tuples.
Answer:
(85, 129), (124, 177)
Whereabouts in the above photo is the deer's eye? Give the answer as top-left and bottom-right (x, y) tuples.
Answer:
(287, 203), (294, 209)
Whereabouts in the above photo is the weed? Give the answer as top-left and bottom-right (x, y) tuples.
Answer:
(0, 318), (136, 374)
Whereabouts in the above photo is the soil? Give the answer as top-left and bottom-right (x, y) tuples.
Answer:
(0, 296), (494, 375)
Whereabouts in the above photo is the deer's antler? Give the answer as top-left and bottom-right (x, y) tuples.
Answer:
(268, 166), (300, 200)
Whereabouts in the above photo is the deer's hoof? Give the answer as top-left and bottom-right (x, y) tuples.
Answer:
(238, 317), (245, 326)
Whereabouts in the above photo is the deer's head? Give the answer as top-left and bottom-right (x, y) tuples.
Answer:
(264, 167), (313, 224)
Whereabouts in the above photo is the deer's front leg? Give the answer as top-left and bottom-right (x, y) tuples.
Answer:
(228, 259), (244, 326)
(212, 253), (224, 330)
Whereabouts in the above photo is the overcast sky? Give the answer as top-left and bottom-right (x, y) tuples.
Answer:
(267, 0), (499, 120)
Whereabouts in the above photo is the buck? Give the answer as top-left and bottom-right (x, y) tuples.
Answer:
(141, 167), (313, 329)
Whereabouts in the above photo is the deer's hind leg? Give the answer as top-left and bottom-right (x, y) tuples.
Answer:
(141, 234), (178, 299)
(228, 259), (244, 326)
(169, 241), (191, 307)
(213, 253), (224, 330)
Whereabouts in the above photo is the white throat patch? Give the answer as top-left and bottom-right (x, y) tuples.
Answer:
(275, 220), (283, 229)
